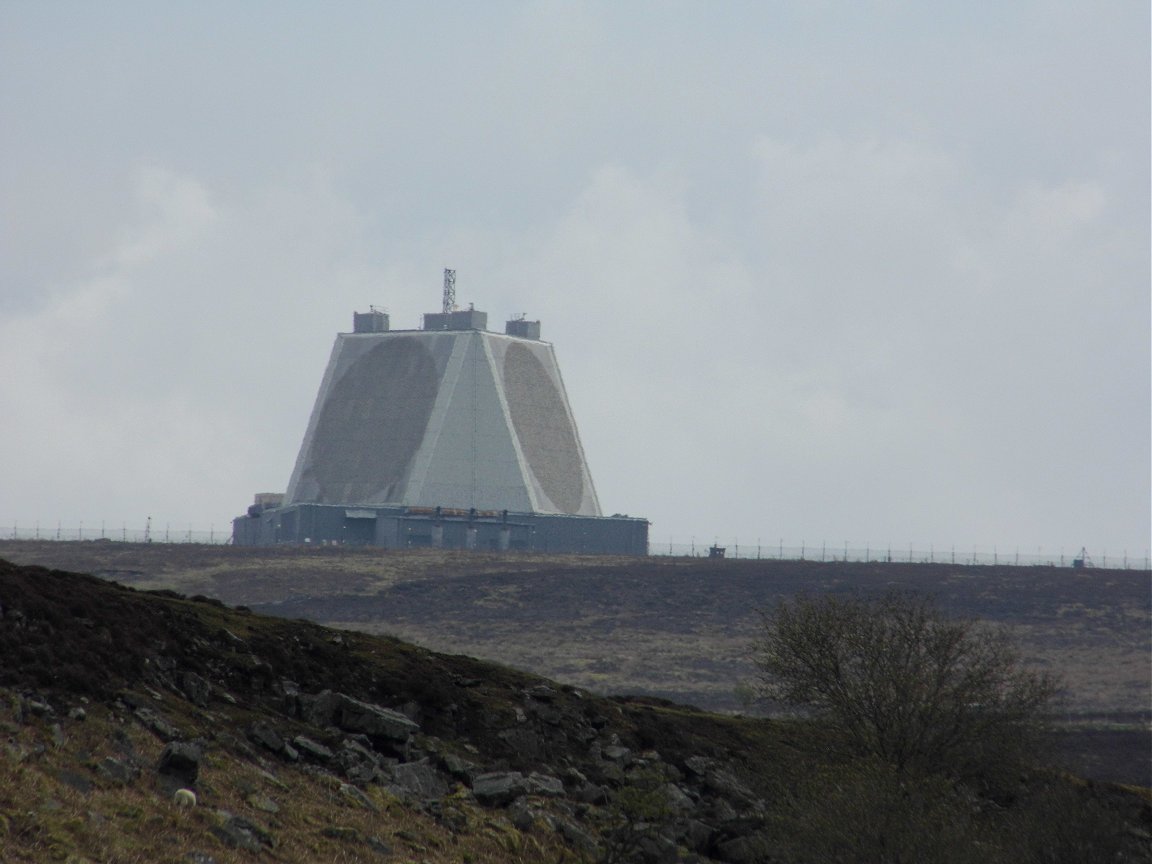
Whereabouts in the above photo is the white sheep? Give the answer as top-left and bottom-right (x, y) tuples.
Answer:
(172, 788), (197, 808)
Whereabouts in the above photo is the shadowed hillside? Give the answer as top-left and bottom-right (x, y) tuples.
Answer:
(1, 556), (1150, 863)
(2, 540), (1148, 786)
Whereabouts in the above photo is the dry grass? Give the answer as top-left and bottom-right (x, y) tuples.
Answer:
(0, 693), (572, 864)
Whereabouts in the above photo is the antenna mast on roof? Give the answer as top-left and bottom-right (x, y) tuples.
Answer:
(442, 268), (457, 314)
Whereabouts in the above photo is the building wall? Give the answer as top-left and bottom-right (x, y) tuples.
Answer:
(233, 504), (648, 556)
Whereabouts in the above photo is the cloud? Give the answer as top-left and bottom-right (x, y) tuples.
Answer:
(0, 165), (377, 527)
(0, 2), (1145, 555)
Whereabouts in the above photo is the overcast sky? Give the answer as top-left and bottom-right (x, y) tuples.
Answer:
(1, 2), (1148, 558)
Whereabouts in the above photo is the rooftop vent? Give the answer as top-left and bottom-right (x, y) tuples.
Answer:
(422, 308), (488, 331)
(505, 316), (541, 340)
(353, 308), (389, 333)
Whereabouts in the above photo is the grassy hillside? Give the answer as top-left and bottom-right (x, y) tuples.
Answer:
(2, 540), (1148, 784)
(1, 556), (1149, 863)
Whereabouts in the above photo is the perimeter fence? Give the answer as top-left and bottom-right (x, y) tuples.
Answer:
(4, 522), (228, 545)
(649, 540), (1150, 571)
(3, 521), (1147, 570)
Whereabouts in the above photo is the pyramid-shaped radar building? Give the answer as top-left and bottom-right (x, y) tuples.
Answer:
(288, 307), (598, 515)
(234, 299), (647, 554)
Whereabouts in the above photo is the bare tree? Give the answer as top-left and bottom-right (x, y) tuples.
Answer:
(753, 592), (1058, 779)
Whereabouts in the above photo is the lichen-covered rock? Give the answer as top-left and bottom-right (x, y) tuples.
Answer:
(246, 720), (284, 754)
(338, 782), (379, 811)
(301, 690), (418, 742)
(293, 735), (334, 762)
(663, 782), (696, 812)
(472, 771), (531, 806)
(180, 671), (212, 708)
(134, 707), (180, 741)
(526, 772), (565, 797)
(602, 744), (632, 763)
(211, 813), (274, 852)
(389, 759), (451, 800)
(333, 739), (380, 784)
(439, 751), (478, 782)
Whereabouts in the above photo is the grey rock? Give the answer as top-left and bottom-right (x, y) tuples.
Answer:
(390, 760), (451, 800)
(211, 813), (274, 852)
(526, 772), (565, 797)
(602, 744), (632, 763)
(134, 707), (180, 741)
(439, 752), (477, 781)
(702, 768), (756, 804)
(338, 782), (379, 811)
(664, 783), (696, 812)
(634, 832), (680, 864)
(180, 672), (212, 708)
(682, 756), (715, 777)
(56, 769), (93, 795)
(98, 756), (139, 785)
(597, 762), (626, 786)
(366, 835), (393, 855)
(334, 743), (379, 784)
(25, 696), (53, 717)
(569, 781), (609, 805)
(556, 817), (601, 856)
(426, 800), (469, 832)
(293, 735), (334, 762)
(472, 771), (531, 806)
(246, 793), (280, 813)
(158, 741), (202, 786)
(302, 690), (418, 742)
(247, 720), (285, 754)
(508, 799), (541, 831)
(712, 798), (739, 823)
(525, 700), (566, 726)
(219, 628), (247, 648)
(497, 726), (544, 759)
(563, 766), (589, 785)
(679, 818), (714, 852)
(715, 830), (775, 864)
(68, 707), (87, 721)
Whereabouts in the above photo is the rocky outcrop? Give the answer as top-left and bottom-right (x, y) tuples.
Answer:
(7, 560), (1141, 864)
(299, 690), (419, 747)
